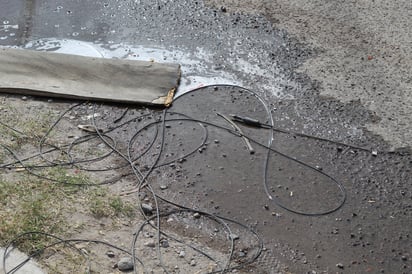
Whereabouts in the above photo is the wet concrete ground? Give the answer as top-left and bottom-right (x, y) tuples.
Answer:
(0, 0), (411, 273)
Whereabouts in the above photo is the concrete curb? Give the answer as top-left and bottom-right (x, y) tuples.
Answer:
(0, 247), (45, 274)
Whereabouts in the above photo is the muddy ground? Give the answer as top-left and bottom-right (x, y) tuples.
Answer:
(0, 1), (411, 273)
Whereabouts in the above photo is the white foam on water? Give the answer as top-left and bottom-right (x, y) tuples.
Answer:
(0, 24), (19, 31)
(24, 39), (104, 57)
(0, 23), (19, 41)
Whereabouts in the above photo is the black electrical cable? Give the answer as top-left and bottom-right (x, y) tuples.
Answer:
(86, 85), (343, 274)
(170, 84), (345, 216)
(91, 105), (168, 273)
(126, 111), (208, 169)
(38, 103), (83, 166)
(90, 106), (244, 273)
(114, 107), (129, 123)
(85, 85), (343, 274)
(231, 115), (373, 152)
(1, 84), (363, 273)
(117, 115), (346, 216)
(0, 143), (116, 186)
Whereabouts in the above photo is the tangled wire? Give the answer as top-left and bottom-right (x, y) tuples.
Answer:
(0, 84), (371, 274)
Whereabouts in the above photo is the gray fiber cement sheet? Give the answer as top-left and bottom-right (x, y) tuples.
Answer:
(0, 47), (180, 106)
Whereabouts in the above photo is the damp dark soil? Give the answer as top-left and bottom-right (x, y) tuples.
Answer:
(141, 86), (412, 273)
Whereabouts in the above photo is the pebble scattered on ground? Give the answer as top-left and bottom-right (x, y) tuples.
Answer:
(336, 263), (344, 269)
(117, 257), (134, 271)
(141, 203), (153, 214)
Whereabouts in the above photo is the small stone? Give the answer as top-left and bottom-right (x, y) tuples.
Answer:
(141, 203), (153, 215)
(212, 64), (223, 70)
(371, 150), (378, 156)
(220, 6), (227, 12)
(230, 234), (239, 240)
(238, 251), (246, 258)
(144, 241), (156, 248)
(271, 212), (282, 217)
(21, 96), (27, 101)
(179, 251), (185, 258)
(106, 251), (115, 258)
(160, 185), (168, 190)
(160, 239), (169, 248)
(336, 263), (344, 269)
(190, 259), (197, 266)
(193, 212), (201, 219)
(214, 139), (219, 144)
(401, 255), (407, 261)
(117, 257), (134, 271)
